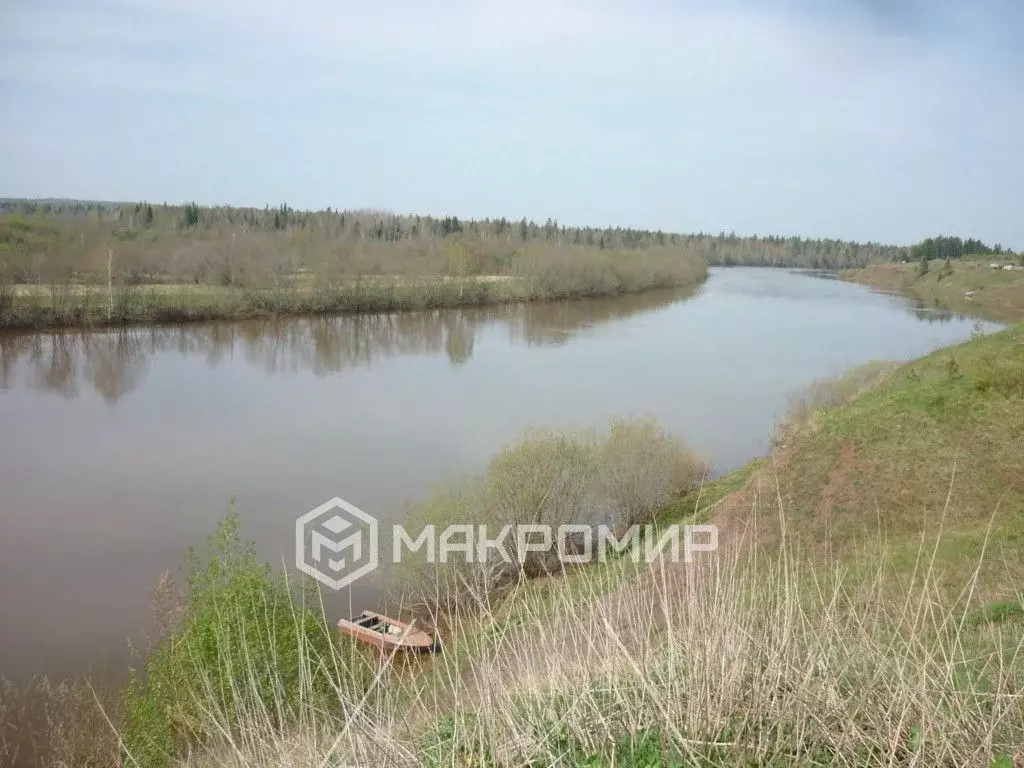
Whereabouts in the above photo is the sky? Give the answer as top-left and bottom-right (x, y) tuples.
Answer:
(1, 0), (1022, 247)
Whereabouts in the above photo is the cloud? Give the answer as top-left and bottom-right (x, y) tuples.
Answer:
(0, 0), (1021, 245)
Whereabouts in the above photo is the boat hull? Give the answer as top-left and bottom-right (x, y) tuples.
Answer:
(337, 611), (442, 653)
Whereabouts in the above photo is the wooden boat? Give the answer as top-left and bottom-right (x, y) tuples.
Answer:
(337, 610), (442, 653)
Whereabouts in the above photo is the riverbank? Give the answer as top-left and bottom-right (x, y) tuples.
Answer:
(0, 210), (718, 330)
(0, 261), (708, 331)
(842, 260), (1024, 323)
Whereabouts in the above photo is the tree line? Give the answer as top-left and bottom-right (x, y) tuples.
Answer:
(0, 198), (905, 270)
(910, 236), (1012, 262)
(4, 199), (1014, 274)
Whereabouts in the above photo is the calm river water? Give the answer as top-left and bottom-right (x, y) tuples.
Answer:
(0, 268), (1002, 680)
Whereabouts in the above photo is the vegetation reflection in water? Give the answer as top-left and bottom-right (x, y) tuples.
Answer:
(0, 286), (699, 403)
(0, 279), (983, 406)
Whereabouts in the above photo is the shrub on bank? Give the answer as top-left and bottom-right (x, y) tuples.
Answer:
(389, 417), (707, 610)
(120, 513), (367, 768)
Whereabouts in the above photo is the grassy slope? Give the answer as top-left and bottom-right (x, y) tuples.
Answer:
(842, 261), (1024, 324)
(720, 326), (1024, 598)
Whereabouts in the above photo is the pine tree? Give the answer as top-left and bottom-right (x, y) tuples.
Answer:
(183, 202), (200, 228)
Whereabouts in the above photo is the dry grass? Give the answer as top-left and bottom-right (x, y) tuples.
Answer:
(161, 488), (1024, 768)
(0, 571), (188, 768)
(0, 256), (706, 330)
(124, 338), (1024, 765)
(8, 488), (1021, 767)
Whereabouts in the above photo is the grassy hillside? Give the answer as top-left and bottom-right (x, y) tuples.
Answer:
(843, 261), (1024, 324)
(710, 325), (1024, 591)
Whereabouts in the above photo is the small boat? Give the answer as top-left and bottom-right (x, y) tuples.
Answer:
(337, 610), (442, 653)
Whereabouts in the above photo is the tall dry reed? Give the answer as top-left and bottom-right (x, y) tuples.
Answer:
(163, 479), (1023, 767)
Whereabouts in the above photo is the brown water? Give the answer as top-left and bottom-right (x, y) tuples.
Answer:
(0, 268), (1002, 681)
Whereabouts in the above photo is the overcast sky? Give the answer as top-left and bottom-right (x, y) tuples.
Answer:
(1, 0), (1022, 247)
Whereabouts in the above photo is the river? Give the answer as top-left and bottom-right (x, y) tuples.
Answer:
(0, 267), (1002, 681)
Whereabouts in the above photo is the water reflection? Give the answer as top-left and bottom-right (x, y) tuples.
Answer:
(0, 331), (149, 404)
(0, 287), (697, 403)
(904, 300), (976, 325)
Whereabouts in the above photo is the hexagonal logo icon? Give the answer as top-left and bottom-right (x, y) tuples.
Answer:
(296, 497), (378, 590)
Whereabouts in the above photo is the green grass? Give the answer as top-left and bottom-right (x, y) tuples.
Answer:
(968, 599), (1024, 629)
(769, 326), (1023, 559)
(657, 461), (760, 524)
(398, 329), (1024, 765)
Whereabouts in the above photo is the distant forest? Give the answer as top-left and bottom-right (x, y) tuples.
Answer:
(909, 235), (1013, 262)
(2, 199), (1015, 281)
(1, 198), (907, 271)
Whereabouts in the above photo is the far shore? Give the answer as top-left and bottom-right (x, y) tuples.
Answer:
(842, 260), (1024, 324)
(0, 270), (708, 332)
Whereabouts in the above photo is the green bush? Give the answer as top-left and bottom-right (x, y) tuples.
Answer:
(599, 416), (705, 526)
(120, 513), (358, 768)
(390, 418), (705, 608)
